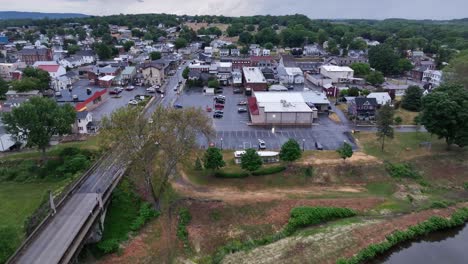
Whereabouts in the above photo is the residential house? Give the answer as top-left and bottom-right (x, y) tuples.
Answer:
(423, 70), (442, 87)
(230, 49), (240, 57)
(1, 90), (41, 112)
(217, 62), (233, 85)
(18, 47), (52, 65)
(59, 56), (83, 69)
(348, 97), (378, 120)
(319, 65), (354, 83)
(75, 50), (96, 64)
(303, 44), (326, 56)
(121, 66), (137, 84)
(0, 63), (17, 80)
(34, 62), (67, 79)
(279, 67), (304, 84)
(366, 92), (392, 106)
(140, 61), (166, 87)
(250, 56), (275, 69)
(88, 66), (120, 85)
(232, 70), (242, 86)
(219, 49), (230, 57)
(73, 111), (95, 134)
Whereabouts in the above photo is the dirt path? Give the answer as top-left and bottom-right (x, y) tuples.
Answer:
(171, 170), (365, 204)
(300, 152), (381, 166)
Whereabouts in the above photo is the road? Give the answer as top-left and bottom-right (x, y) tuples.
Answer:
(13, 151), (126, 264)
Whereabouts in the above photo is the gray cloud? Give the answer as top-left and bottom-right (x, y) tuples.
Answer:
(1, 0), (467, 19)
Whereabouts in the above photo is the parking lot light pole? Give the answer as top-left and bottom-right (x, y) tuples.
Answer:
(302, 139), (305, 152)
(220, 138), (223, 150)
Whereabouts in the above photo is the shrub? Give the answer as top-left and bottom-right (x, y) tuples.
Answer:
(59, 147), (81, 157)
(394, 116), (402, 126)
(464, 182), (468, 190)
(252, 165), (286, 176)
(97, 239), (120, 254)
(194, 157), (203, 171)
(56, 154), (90, 176)
(0, 226), (20, 263)
(214, 170), (249, 178)
(177, 208), (192, 247)
(284, 207), (357, 235)
(338, 208), (468, 264)
(385, 162), (421, 179)
(130, 202), (159, 231)
(304, 166), (314, 177)
(430, 200), (452, 209)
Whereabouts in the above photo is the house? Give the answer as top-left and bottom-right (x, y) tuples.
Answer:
(0, 63), (17, 80)
(121, 66), (137, 84)
(232, 70), (242, 86)
(306, 73), (333, 88)
(326, 56), (368, 66)
(319, 65), (354, 83)
(261, 68), (276, 84)
(423, 70), (442, 87)
(59, 56), (83, 69)
(367, 92), (392, 106)
(73, 111), (95, 134)
(302, 91), (332, 112)
(140, 61), (166, 87)
(34, 62), (67, 79)
(204, 47), (213, 55)
(243, 67), (268, 91)
(217, 62), (233, 85)
(230, 49), (240, 57)
(303, 44), (326, 56)
(250, 56), (275, 69)
(279, 67), (304, 84)
(348, 97), (378, 120)
(18, 48), (52, 65)
(88, 66), (121, 84)
(57, 87), (108, 112)
(219, 49), (230, 57)
(1, 90), (41, 112)
(75, 50), (96, 64)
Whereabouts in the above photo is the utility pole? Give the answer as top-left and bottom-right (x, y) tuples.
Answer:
(49, 190), (56, 215)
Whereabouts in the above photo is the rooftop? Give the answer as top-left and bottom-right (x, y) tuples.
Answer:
(321, 65), (354, 72)
(254, 91), (313, 113)
(243, 67), (266, 83)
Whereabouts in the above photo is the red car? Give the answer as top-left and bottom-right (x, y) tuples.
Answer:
(214, 103), (224, 109)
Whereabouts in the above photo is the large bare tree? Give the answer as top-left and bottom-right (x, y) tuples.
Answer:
(100, 105), (213, 208)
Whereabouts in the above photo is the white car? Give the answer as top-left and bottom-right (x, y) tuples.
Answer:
(128, 99), (138, 105)
(126, 86), (135, 91)
(258, 139), (267, 150)
(178, 67), (182, 70)
(146, 87), (156, 93)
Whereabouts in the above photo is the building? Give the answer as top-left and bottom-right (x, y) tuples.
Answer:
(75, 50), (96, 64)
(306, 73), (333, 88)
(367, 92), (392, 106)
(250, 56), (275, 69)
(73, 111), (95, 134)
(242, 67), (268, 91)
(280, 67), (304, 84)
(140, 61), (166, 87)
(319, 65), (354, 83)
(34, 62), (67, 79)
(18, 48), (52, 65)
(348, 97), (378, 120)
(248, 92), (316, 126)
(301, 91), (331, 112)
(232, 70), (242, 86)
(234, 151), (279, 164)
(56, 87), (108, 112)
(121, 66), (137, 84)
(219, 49), (230, 57)
(423, 70), (442, 87)
(1, 90), (41, 112)
(0, 63), (17, 80)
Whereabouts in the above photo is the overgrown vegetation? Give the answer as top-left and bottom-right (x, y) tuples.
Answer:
(251, 165), (286, 176)
(177, 208), (192, 248)
(337, 207), (468, 264)
(385, 162), (421, 179)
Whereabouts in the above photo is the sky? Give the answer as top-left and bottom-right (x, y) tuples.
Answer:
(0, 0), (467, 20)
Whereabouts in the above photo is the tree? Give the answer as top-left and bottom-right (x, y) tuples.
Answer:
(182, 67), (190, 79)
(349, 38), (367, 50)
(347, 87), (361, 97)
(326, 38), (340, 55)
(401, 85), (423, 111)
(318, 29), (328, 46)
(174, 37), (188, 50)
(336, 142), (353, 161)
(208, 79), (219, 89)
(397, 58), (414, 74)
(0, 76), (8, 99)
(11, 77), (39, 92)
(100, 106), (213, 208)
(3, 97), (76, 160)
(264, 42), (274, 50)
(67, 44), (80, 55)
(123, 40), (135, 52)
(421, 84), (468, 149)
(150, 51), (161, 60)
(368, 44), (399, 75)
(443, 51), (468, 89)
(279, 139), (302, 163)
(350, 63), (371, 77)
(394, 116), (403, 126)
(95, 43), (112, 60)
(366, 71), (385, 86)
(203, 147), (225, 171)
(194, 157), (203, 171)
(239, 31), (253, 45)
(22, 67), (51, 91)
(240, 148), (263, 172)
(376, 104), (395, 151)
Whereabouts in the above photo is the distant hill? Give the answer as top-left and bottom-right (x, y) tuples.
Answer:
(0, 11), (88, 20)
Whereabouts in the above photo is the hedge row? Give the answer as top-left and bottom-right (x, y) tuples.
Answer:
(214, 171), (249, 178)
(252, 166), (287, 176)
(212, 206), (356, 264)
(285, 207), (357, 235)
(337, 207), (468, 264)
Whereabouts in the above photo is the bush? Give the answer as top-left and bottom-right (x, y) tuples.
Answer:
(177, 208), (192, 247)
(0, 226), (20, 263)
(430, 200), (453, 209)
(304, 166), (314, 177)
(130, 202), (159, 231)
(252, 166), (286, 176)
(56, 154), (90, 176)
(284, 207), (357, 235)
(464, 182), (468, 190)
(338, 208), (468, 264)
(214, 170), (249, 178)
(97, 238), (120, 254)
(385, 162), (421, 179)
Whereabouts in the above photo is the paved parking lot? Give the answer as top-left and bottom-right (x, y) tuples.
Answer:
(174, 87), (355, 150)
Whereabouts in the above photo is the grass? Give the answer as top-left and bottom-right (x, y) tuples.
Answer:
(366, 182), (395, 197)
(394, 108), (420, 125)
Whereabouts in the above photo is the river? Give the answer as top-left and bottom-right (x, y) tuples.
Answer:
(371, 223), (468, 264)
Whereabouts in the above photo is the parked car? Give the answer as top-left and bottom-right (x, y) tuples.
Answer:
(215, 99), (225, 105)
(126, 86), (135, 91)
(315, 141), (324, 150)
(146, 87), (156, 93)
(258, 139), (267, 150)
(213, 112), (223, 118)
(214, 88), (224, 94)
(173, 104), (183, 109)
(109, 88), (122, 95)
(233, 88), (242, 94)
(173, 86), (178, 91)
(238, 108), (247, 113)
(214, 103), (225, 109)
(215, 95), (226, 100)
(128, 99), (138, 105)
(214, 110), (224, 114)
(288, 85), (294, 90)
(237, 101), (247, 106)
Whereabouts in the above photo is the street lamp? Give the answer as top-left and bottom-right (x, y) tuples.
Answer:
(302, 139), (305, 152)
(220, 138), (223, 150)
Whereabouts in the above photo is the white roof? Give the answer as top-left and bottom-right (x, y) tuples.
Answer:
(98, 75), (115, 81)
(269, 85), (288, 91)
(243, 67), (266, 83)
(254, 92), (313, 113)
(321, 65), (353, 72)
(33, 61), (57, 67)
(284, 67), (303, 76)
(367, 92), (391, 105)
(0, 134), (16, 152)
(234, 150), (279, 158)
(301, 91), (331, 105)
(219, 62), (232, 68)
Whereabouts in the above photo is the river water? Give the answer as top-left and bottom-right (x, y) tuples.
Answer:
(371, 223), (468, 264)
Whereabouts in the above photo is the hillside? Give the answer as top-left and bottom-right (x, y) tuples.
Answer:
(0, 11), (88, 20)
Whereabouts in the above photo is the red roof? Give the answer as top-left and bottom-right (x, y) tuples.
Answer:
(248, 97), (259, 115)
(250, 56), (273, 62)
(37, 65), (60, 73)
(75, 89), (108, 111)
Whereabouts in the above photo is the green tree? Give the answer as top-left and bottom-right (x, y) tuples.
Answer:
(194, 157), (203, 171)
(11, 77), (39, 92)
(22, 67), (51, 91)
(208, 79), (220, 89)
(67, 44), (80, 55)
(326, 39), (340, 55)
(0, 76), (8, 98)
(369, 44), (399, 75)
(366, 71), (385, 86)
(394, 116), (403, 126)
(318, 29), (328, 46)
(240, 148), (263, 172)
(95, 43), (112, 60)
(123, 40), (135, 52)
(421, 84), (468, 149)
(239, 31), (253, 45)
(3, 97), (76, 160)
(279, 139), (302, 163)
(443, 51), (468, 89)
(203, 147), (225, 171)
(150, 51), (161, 60)
(397, 58), (414, 74)
(336, 142), (353, 161)
(401, 85), (423, 111)
(376, 104), (395, 151)
(264, 42), (274, 50)
(182, 67), (190, 79)
(350, 63), (371, 77)
(347, 87), (361, 97)
(174, 37), (188, 49)
(349, 38), (367, 50)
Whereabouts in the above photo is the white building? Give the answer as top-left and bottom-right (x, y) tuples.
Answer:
(234, 151), (279, 164)
(319, 65), (354, 83)
(423, 70), (442, 87)
(367, 92), (392, 106)
(282, 67), (304, 84)
(204, 47), (213, 55)
(33, 61), (66, 79)
(74, 111), (94, 134)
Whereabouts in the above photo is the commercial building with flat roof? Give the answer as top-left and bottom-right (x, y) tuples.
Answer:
(243, 67), (268, 91)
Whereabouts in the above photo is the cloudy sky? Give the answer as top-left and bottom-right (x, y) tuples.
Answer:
(0, 0), (467, 20)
